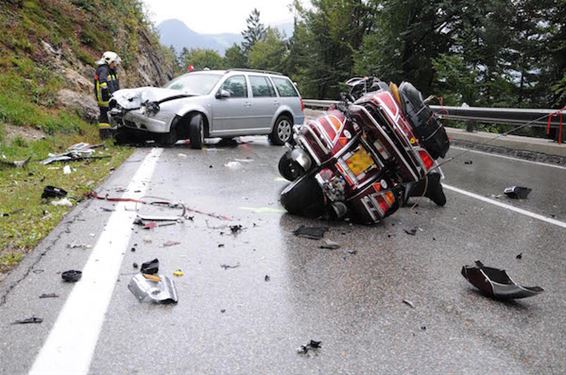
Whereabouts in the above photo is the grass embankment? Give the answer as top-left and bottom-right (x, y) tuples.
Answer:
(0, 126), (132, 274)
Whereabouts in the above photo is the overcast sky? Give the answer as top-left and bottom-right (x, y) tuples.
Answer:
(143, 0), (302, 34)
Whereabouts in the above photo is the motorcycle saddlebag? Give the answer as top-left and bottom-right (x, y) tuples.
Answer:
(398, 82), (450, 159)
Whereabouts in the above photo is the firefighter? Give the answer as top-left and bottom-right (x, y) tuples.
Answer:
(94, 51), (121, 139)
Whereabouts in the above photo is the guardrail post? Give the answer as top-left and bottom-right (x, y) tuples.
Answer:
(466, 120), (476, 133)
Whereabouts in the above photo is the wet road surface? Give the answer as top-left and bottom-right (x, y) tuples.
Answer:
(1, 138), (565, 374)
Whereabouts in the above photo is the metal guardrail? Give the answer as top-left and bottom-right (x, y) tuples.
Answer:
(302, 99), (563, 129)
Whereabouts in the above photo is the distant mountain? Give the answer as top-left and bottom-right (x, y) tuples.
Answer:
(158, 19), (241, 55)
(158, 19), (295, 56)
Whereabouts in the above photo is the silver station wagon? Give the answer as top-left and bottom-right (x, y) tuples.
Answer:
(108, 69), (305, 148)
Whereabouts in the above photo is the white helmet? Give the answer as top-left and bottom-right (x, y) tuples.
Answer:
(96, 51), (121, 65)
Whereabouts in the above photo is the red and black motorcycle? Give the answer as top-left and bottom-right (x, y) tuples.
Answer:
(278, 78), (450, 224)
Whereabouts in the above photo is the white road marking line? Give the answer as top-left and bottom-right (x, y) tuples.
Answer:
(29, 148), (163, 375)
(451, 146), (566, 170)
(443, 183), (566, 229)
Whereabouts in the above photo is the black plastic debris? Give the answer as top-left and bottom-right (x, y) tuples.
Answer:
(133, 262), (139, 269)
(404, 228), (417, 236)
(264, 275), (270, 282)
(504, 186), (531, 199)
(461, 260), (544, 299)
(297, 339), (322, 354)
(220, 309), (226, 313)
(61, 270), (82, 282)
(41, 186), (68, 200)
(420, 326), (427, 331)
(402, 299), (415, 308)
(516, 253), (523, 260)
(12, 316), (43, 325)
(230, 224), (243, 234)
(221, 263), (240, 270)
(464, 160), (473, 165)
(141, 258), (159, 275)
(39, 293), (59, 299)
(293, 225), (328, 240)
(347, 250), (357, 255)
(320, 239), (340, 250)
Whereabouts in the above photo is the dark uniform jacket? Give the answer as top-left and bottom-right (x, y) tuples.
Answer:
(94, 64), (120, 107)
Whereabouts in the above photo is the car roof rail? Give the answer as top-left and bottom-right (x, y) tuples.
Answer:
(226, 68), (285, 76)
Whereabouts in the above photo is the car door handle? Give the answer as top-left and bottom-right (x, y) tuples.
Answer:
(244, 102), (252, 108)
(273, 100), (280, 106)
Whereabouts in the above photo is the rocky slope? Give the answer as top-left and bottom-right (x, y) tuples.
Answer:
(0, 0), (176, 130)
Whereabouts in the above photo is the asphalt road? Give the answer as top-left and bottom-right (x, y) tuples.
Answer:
(1, 138), (565, 374)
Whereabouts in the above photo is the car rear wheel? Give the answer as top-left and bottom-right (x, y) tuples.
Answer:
(189, 114), (204, 149)
(270, 115), (293, 145)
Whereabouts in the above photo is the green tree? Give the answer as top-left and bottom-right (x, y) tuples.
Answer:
(248, 28), (288, 72)
(180, 48), (225, 70)
(224, 43), (248, 68)
(241, 8), (266, 52)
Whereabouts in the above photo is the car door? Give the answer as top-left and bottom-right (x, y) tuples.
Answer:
(248, 75), (278, 132)
(211, 74), (252, 135)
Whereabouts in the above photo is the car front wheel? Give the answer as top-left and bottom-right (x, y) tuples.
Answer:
(189, 114), (204, 149)
(270, 115), (293, 145)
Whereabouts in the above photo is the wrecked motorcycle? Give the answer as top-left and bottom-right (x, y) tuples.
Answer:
(278, 79), (450, 224)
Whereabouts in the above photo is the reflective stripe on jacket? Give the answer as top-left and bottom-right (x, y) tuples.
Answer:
(94, 64), (120, 107)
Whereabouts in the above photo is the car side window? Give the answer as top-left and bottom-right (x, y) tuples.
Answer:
(272, 77), (299, 97)
(250, 75), (276, 97)
(220, 75), (248, 98)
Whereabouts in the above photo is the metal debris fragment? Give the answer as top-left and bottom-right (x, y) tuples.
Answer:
(12, 316), (43, 325)
(220, 263), (240, 270)
(461, 260), (544, 299)
(402, 299), (415, 308)
(293, 225), (328, 240)
(320, 239), (340, 250)
(404, 228), (417, 236)
(39, 293), (59, 299)
(128, 274), (178, 304)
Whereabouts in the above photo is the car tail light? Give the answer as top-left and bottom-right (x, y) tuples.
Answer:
(418, 149), (434, 170)
(300, 97), (305, 112)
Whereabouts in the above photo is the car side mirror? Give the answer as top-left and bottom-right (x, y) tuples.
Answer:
(216, 89), (231, 99)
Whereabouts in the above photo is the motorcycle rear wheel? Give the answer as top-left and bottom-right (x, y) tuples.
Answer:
(280, 174), (326, 218)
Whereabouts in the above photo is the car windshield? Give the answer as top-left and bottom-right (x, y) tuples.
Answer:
(164, 74), (222, 95)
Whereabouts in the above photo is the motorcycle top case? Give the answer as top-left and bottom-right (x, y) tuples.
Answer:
(398, 82), (450, 159)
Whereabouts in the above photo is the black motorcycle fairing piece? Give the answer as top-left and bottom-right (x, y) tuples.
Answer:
(461, 261), (544, 299)
(399, 82), (450, 159)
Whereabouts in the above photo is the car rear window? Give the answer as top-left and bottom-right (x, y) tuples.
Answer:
(250, 76), (276, 97)
(272, 77), (299, 97)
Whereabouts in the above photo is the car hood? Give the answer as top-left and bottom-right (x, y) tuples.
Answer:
(111, 87), (196, 109)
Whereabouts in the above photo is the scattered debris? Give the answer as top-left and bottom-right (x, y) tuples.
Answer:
(404, 227), (418, 236)
(143, 236), (152, 244)
(230, 224), (243, 234)
(177, 153), (187, 158)
(0, 156), (31, 169)
(41, 143), (108, 165)
(128, 274), (178, 304)
(61, 270), (82, 282)
(173, 269), (184, 277)
(420, 326), (427, 331)
(51, 198), (73, 207)
(67, 242), (91, 249)
(264, 275), (270, 282)
(224, 161), (242, 170)
(63, 165), (72, 174)
(39, 293), (59, 299)
(347, 250), (357, 255)
(504, 186), (531, 199)
(293, 225), (328, 240)
(220, 309), (226, 313)
(133, 262), (139, 269)
(141, 258), (159, 275)
(163, 241), (181, 247)
(320, 239), (340, 250)
(143, 222), (157, 230)
(464, 160), (473, 165)
(402, 299), (415, 308)
(12, 316), (43, 325)
(101, 207), (115, 212)
(516, 253), (523, 260)
(41, 185), (68, 200)
(461, 260), (544, 299)
(218, 244), (225, 248)
(220, 263), (240, 270)
(130, 247), (136, 252)
(297, 339), (322, 355)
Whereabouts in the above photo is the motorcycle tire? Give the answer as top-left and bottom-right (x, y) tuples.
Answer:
(280, 174), (326, 218)
(278, 150), (305, 181)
